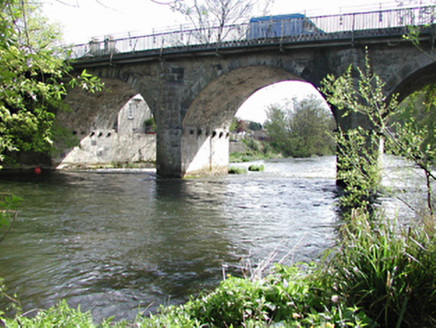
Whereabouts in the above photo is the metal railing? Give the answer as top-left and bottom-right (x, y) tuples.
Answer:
(68, 5), (435, 59)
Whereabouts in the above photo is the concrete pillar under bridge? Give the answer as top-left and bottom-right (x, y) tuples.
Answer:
(154, 125), (230, 178)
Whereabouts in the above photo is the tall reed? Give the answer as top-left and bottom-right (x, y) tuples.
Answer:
(325, 210), (436, 327)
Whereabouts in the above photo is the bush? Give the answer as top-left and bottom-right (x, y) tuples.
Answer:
(138, 264), (372, 327)
(0, 300), (96, 327)
(228, 166), (247, 174)
(248, 164), (264, 172)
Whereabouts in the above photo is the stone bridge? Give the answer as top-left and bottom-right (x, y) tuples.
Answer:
(55, 7), (436, 178)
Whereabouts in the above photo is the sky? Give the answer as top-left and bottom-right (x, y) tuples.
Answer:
(41, 0), (433, 122)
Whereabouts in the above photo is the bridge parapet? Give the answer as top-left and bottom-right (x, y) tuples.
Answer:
(68, 5), (435, 59)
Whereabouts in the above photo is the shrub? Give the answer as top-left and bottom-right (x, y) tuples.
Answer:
(0, 300), (96, 327)
(138, 264), (372, 327)
(248, 164), (264, 172)
(228, 166), (247, 174)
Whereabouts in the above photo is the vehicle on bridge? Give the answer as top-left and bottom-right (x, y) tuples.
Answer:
(246, 13), (323, 39)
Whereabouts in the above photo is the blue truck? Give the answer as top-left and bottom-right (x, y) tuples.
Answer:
(247, 13), (322, 39)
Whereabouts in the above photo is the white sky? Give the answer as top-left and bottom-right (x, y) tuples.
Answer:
(41, 0), (433, 122)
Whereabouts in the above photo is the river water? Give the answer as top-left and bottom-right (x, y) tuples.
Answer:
(0, 156), (341, 322)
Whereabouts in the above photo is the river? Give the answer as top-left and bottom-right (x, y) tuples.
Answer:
(0, 156), (341, 322)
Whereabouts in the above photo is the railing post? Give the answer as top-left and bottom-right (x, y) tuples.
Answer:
(352, 13), (355, 46)
(66, 5), (435, 59)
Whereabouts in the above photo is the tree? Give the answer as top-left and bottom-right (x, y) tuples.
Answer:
(0, 0), (102, 165)
(263, 95), (336, 158)
(171, 0), (274, 43)
(290, 94), (336, 156)
(321, 51), (435, 217)
(247, 121), (262, 131)
(0, 0), (102, 238)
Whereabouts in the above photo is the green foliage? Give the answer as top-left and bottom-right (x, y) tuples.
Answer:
(229, 117), (238, 132)
(321, 49), (434, 217)
(335, 128), (381, 213)
(137, 263), (373, 327)
(325, 211), (436, 328)
(388, 85), (436, 215)
(248, 164), (264, 171)
(229, 138), (280, 163)
(228, 166), (247, 174)
(320, 50), (395, 212)
(263, 95), (336, 158)
(1, 300), (96, 327)
(0, 0), (103, 167)
(247, 121), (262, 131)
(321, 55), (397, 133)
(144, 117), (156, 133)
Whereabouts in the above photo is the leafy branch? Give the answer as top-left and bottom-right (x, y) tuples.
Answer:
(321, 50), (434, 217)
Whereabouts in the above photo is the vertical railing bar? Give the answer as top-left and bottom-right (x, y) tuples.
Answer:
(67, 5), (435, 58)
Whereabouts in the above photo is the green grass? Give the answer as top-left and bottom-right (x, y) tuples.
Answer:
(324, 211), (436, 328)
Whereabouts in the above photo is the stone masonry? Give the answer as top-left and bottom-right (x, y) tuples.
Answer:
(60, 32), (436, 177)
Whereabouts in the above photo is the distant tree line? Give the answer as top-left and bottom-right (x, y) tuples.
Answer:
(263, 94), (336, 158)
(230, 94), (336, 159)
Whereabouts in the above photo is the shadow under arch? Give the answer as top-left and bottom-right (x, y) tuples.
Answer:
(53, 77), (156, 168)
(180, 65), (317, 177)
(389, 61), (436, 103)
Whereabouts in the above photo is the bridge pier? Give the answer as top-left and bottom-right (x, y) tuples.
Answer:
(180, 126), (229, 178)
(155, 125), (230, 178)
(54, 22), (436, 179)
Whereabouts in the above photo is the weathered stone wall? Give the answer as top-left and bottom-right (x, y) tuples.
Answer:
(54, 93), (156, 169)
(64, 37), (436, 177)
(229, 141), (246, 154)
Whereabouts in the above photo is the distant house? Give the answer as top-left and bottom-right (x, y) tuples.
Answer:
(250, 130), (267, 141)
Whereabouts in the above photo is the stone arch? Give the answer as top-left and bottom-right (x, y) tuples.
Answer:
(91, 68), (156, 113)
(180, 65), (317, 177)
(388, 61), (436, 103)
(183, 65), (305, 130)
(53, 77), (156, 168)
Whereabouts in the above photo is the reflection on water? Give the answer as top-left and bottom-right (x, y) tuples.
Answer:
(0, 156), (339, 321)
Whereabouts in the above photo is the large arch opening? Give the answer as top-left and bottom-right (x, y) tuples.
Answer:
(231, 81), (336, 161)
(53, 78), (156, 169)
(180, 66), (336, 177)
